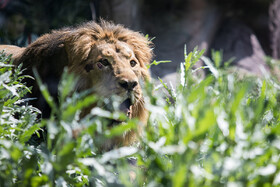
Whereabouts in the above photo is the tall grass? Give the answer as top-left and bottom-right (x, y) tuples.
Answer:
(0, 48), (279, 186)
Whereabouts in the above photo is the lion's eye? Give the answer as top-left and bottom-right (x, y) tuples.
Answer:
(130, 60), (137, 67)
(97, 59), (110, 69)
(100, 59), (109, 66)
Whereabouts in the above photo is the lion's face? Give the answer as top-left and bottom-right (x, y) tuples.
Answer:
(8, 20), (152, 148)
(69, 39), (147, 116)
(61, 21), (153, 148)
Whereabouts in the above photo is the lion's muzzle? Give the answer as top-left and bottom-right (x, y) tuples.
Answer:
(119, 79), (138, 91)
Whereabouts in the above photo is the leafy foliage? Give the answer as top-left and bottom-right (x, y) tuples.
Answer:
(0, 48), (279, 186)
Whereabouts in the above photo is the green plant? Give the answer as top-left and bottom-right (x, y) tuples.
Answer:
(0, 48), (279, 186)
(139, 49), (280, 186)
(0, 51), (42, 186)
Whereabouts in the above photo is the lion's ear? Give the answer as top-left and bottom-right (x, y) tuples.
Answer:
(64, 34), (95, 65)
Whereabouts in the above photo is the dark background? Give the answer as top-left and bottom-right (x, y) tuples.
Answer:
(0, 0), (279, 80)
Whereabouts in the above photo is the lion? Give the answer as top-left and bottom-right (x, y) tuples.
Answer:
(0, 20), (153, 149)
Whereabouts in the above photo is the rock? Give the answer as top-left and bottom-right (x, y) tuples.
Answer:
(211, 19), (270, 76)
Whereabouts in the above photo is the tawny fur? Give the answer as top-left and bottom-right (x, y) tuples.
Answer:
(0, 20), (153, 149)
(0, 45), (25, 63)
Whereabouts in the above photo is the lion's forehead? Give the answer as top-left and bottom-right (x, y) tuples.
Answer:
(115, 41), (134, 58)
(97, 41), (134, 59)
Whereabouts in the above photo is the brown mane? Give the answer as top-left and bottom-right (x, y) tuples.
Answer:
(18, 21), (153, 78)
(0, 20), (153, 149)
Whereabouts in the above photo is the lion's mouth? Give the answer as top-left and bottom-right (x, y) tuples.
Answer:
(119, 91), (136, 117)
(108, 97), (133, 128)
(107, 92), (137, 127)
(119, 98), (132, 117)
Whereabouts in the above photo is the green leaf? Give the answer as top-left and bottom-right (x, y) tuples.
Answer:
(146, 60), (171, 69)
(55, 141), (76, 172)
(62, 94), (97, 121)
(172, 165), (187, 187)
(31, 175), (49, 187)
(19, 123), (44, 143)
(231, 84), (248, 114)
(105, 120), (136, 138)
(58, 68), (77, 102)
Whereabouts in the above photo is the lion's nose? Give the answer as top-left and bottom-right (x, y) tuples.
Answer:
(119, 79), (138, 91)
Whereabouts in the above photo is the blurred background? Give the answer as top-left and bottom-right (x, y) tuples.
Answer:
(0, 0), (279, 81)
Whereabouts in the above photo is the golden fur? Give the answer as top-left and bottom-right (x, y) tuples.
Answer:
(0, 45), (25, 62)
(0, 20), (153, 149)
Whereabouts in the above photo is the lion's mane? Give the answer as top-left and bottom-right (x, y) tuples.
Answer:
(2, 20), (153, 148)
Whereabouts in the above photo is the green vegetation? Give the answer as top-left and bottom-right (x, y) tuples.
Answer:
(0, 48), (280, 186)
